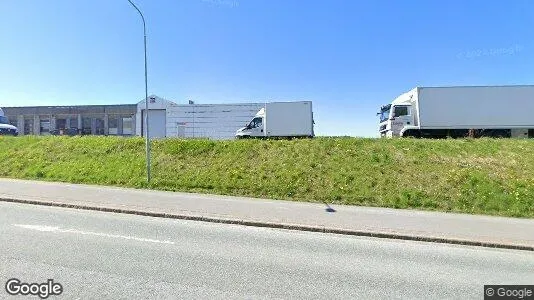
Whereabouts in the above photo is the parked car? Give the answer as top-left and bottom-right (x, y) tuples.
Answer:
(0, 109), (18, 136)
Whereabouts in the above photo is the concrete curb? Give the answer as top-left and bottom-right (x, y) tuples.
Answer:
(2, 197), (533, 252)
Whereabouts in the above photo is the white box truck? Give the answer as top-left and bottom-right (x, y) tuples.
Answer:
(378, 85), (534, 138)
(0, 108), (18, 136)
(236, 101), (314, 138)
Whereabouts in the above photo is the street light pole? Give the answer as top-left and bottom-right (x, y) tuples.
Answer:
(127, 0), (151, 183)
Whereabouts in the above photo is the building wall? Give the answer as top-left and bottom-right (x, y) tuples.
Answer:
(3, 105), (137, 136)
(4, 98), (266, 140)
(166, 103), (265, 140)
(136, 96), (264, 140)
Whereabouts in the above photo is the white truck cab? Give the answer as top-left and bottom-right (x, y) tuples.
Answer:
(0, 108), (18, 136)
(378, 89), (417, 137)
(236, 108), (265, 138)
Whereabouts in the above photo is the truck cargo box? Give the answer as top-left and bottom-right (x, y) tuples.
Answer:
(418, 86), (534, 129)
(264, 102), (313, 137)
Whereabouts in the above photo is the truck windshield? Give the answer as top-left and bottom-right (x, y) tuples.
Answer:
(379, 106), (391, 123)
(0, 116), (9, 124)
(248, 117), (263, 128)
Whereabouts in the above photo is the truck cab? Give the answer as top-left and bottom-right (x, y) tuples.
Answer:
(0, 108), (18, 136)
(236, 108), (265, 138)
(379, 104), (415, 137)
(378, 89), (417, 137)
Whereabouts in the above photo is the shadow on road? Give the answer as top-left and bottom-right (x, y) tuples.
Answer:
(324, 203), (336, 213)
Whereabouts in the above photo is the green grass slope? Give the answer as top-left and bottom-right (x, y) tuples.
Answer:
(1, 136), (533, 218)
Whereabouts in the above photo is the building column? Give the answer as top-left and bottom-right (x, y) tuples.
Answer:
(104, 114), (109, 135)
(66, 118), (71, 129)
(50, 115), (56, 133)
(77, 114), (82, 134)
(118, 116), (123, 135)
(131, 114), (136, 136)
(34, 115), (40, 135)
(91, 118), (96, 135)
(17, 115), (24, 136)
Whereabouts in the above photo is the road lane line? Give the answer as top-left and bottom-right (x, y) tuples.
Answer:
(13, 224), (175, 245)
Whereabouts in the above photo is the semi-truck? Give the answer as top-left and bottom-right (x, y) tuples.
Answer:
(378, 85), (534, 138)
(0, 108), (18, 136)
(236, 101), (314, 138)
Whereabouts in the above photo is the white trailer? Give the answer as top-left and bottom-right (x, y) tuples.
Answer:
(236, 101), (314, 138)
(378, 85), (534, 138)
(0, 108), (18, 136)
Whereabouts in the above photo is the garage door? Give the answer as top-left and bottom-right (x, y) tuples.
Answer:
(142, 109), (166, 138)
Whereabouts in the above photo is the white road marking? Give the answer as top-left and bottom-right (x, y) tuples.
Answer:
(13, 224), (175, 245)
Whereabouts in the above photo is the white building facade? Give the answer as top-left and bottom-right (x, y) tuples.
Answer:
(136, 95), (265, 140)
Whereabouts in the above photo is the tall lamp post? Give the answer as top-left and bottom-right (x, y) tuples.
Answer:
(127, 0), (151, 183)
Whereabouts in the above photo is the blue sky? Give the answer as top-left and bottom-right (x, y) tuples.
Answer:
(1, 0), (533, 137)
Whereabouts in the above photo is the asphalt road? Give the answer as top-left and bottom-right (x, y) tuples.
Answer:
(1, 202), (533, 300)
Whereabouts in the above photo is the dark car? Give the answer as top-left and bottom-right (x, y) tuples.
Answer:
(0, 116), (18, 136)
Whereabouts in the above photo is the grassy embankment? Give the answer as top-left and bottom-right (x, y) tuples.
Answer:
(0, 136), (533, 218)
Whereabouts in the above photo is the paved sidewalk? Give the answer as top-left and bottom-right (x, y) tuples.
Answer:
(0, 178), (533, 250)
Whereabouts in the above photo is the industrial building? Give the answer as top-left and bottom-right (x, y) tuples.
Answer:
(3, 96), (265, 140)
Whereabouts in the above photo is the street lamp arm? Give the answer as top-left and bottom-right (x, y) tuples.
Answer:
(127, 0), (146, 31)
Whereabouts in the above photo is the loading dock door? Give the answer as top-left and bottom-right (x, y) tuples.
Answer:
(142, 109), (166, 138)
(177, 122), (186, 138)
